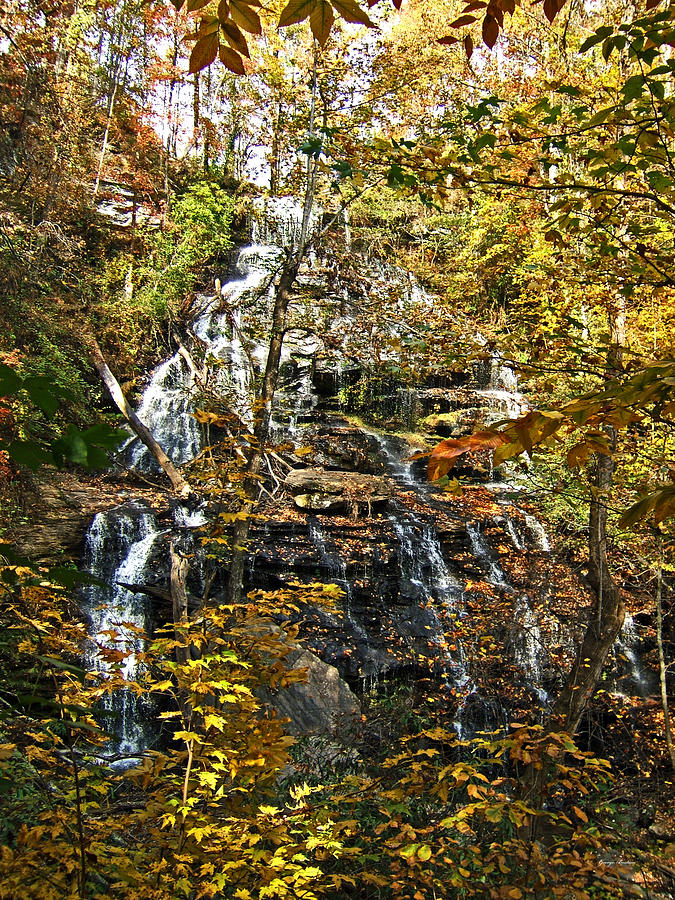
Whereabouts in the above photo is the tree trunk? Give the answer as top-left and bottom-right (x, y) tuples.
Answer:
(86, 335), (191, 495)
(170, 543), (190, 667)
(224, 45), (320, 605)
(225, 258), (302, 604)
(551, 449), (625, 732)
(551, 304), (626, 734)
(655, 537), (675, 769)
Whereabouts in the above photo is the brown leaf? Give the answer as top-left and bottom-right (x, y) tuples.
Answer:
(217, 0), (230, 19)
(189, 33), (219, 73)
(465, 34), (474, 57)
(331, 0), (375, 26)
(438, 34), (459, 45)
(482, 14), (499, 48)
(219, 44), (246, 74)
(188, 0), (211, 12)
(543, 0), (557, 23)
(231, 0), (262, 33)
(197, 15), (219, 35)
(278, 0), (316, 27)
(221, 20), (250, 56)
(566, 443), (590, 469)
(449, 14), (477, 27)
(310, 0), (334, 45)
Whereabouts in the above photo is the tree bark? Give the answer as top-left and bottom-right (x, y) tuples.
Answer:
(86, 334), (191, 495)
(170, 544), (190, 667)
(551, 448), (625, 733)
(655, 537), (675, 769)
(225, 258), (302, 604)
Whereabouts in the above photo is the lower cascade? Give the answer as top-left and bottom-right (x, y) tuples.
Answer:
(81, 502), (162, 756)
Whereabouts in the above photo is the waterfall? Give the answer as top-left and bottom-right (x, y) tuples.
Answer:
(81, 503), (163, 756)
(251, 196), (322, 251)
(466, 520), (548, 703)
(523, 513), (551, 551)
(466, 522), (509, 587)
(614, 614), (653, 697)
(127, 354), (200, 472)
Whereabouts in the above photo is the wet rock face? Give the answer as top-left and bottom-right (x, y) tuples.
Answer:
(297, 424), (387, 474)
(248, 499), (466, 691)
(284, 468), (392, 514)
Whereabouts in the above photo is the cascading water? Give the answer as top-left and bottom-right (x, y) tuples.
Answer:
(128, 201), (323, 471)
(81, 503), (163, 756)
(615, 614), (654, 697)
(127, 354), (200, 472)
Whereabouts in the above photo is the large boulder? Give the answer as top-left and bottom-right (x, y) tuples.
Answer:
(285, 467), (391, 514)
(265, 648), (360, 736)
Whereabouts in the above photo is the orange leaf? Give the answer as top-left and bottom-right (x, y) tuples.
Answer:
(428, 431), (507, 481)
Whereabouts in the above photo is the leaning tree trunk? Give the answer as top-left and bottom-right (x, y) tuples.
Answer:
(224, 258), (302, 604)
(86, 334), (191, 496)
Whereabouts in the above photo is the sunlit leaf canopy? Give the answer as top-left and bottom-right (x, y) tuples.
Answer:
(177, 0), (648, 73)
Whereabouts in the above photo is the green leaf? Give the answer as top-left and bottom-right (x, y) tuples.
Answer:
(474, 133), (497, 151)
(36, 655), (86, 678)
(23, 377), (60, 417)
(299, 135), (323, 157)
(53, 426), (89, 466)
(7, 441), (52, 471)
(622, 74), (645, 101)
(578, 25), (613, 53)
(0, 364), (21, 395)
(80, 423), (128, 451)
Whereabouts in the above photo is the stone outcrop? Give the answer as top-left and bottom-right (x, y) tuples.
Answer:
(12, 473), (161, 563)
(263, 648), (360, 736)
(284, 467), (391, 514)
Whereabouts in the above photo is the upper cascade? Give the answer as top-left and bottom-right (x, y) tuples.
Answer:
(251, 195), (323, 249)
